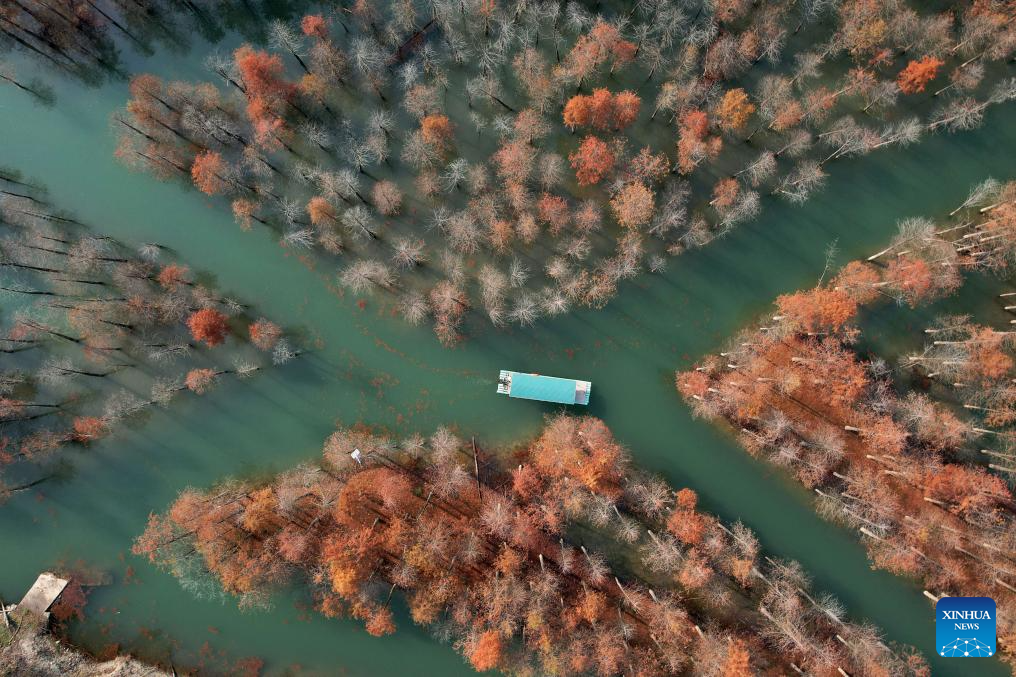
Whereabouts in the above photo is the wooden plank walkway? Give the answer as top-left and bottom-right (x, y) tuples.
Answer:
(16, 572), (68, 617)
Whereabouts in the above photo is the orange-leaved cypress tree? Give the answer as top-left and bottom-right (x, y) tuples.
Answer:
(185, 368), (219, 394)
(715, 88), (755, 132)
(249, 318), (282, 351)
(569, 136), (614, 186)
(610, 182), (655, 228)
(72, 416), (106, 443)
(775, 288), (858, 333)
(469, 630), (504, 672)
(301, 14), (328, 38)
(307, 196), (337, 226)
(611, 90), (641, 129)
(562, 94), (591, 130)
(897, 56), (944, 94)
(191, 151), (226, 195)
(420, 114), (454, 152)
(187, 308), (229, 347)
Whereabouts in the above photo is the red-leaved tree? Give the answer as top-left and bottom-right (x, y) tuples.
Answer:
(187, 308), (229, 347)
(569, 136), (614, 186)
(897, 56), (944, 94)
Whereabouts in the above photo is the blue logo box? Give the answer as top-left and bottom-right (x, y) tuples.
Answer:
(936, 597), (996, 658)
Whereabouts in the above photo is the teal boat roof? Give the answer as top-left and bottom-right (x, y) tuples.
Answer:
(509, 372), (581, 404)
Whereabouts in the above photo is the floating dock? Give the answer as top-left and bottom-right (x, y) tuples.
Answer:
(497, 370), (591, 405)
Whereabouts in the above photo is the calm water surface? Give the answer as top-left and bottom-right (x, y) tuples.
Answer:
(1, 26), (1015, 677)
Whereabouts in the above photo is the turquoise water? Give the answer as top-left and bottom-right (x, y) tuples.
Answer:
(1, 17), (1015, 677)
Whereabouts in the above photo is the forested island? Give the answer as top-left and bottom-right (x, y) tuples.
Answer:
(101, 0), (1015, 345)
(678, 180), (1016, 671)
(137, 415), (930, 676)
(1, 175), (300, 502)
(1, 0), (1015, 675)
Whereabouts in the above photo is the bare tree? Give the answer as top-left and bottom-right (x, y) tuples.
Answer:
(392, 238), (426, 269)
(398, 291), (429, 325)
(441, 159), (469, 192)
(774, 161), (826, 204)
(736, 150), (777, 187)
(950, 178), (1000, 217)
(268, 20), (310, 74)
(341, 206), (379, 241)
(509, 258), (529, 288)
(340, 260), (394, 293)
(509, 293), (540, 326)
